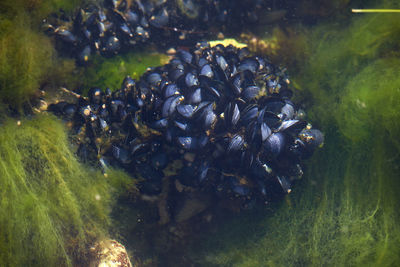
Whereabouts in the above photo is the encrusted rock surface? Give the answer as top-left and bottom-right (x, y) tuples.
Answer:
(90, 240), (133, 267)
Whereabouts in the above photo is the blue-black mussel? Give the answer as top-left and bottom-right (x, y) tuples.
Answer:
(48, 43), (323, 219)
(44, 0), (270, 64)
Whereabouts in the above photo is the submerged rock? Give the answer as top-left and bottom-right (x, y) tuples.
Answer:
(173, 192), (213, 223)
(90, 240), (133, 267)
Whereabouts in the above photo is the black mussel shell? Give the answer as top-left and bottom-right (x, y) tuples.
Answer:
(149, 8), (169, 28)
(177, 104), (195, 118)
(88, 87), (103, 104)
(227, 134), (245, 152)
(299, 129), (324, 150)
(263, 132), (286, 157)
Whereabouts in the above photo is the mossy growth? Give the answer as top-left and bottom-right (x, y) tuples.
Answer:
(0, 0), (82, 21)
(0, 0), (82, 111)
(0, 18), (54, 109)
(337, 58), (400, 144)
(80, 51), (169, 93)
(186, 7), (400, 267)
(294, 10), (400, 126)
(0, 114), (133, 266)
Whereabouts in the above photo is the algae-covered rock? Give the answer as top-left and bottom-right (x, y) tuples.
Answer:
(0, 114), (132, 266)
(173, 192), (212, 223)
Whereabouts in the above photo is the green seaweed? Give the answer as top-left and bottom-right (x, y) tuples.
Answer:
(0, 0), (81, 21)
(0, 0), (82, 110)
(0, 114), (132, 266)
(188, 8), (400, 267)
(80, 51), (169, 92)
(2, 0), (400, 266)
(0, 18), (55, 109)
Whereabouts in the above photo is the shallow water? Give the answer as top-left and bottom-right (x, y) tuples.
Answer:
(188, 4), (400, 266)
(1, 0), (400, 266)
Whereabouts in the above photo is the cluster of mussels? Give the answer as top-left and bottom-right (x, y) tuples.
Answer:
(44, 0), (267, 64)
(49, 43), (323, 206)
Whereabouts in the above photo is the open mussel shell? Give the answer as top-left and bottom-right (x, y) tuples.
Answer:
(277, 119), (307, 133)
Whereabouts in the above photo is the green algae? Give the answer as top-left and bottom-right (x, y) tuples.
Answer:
(192, 129), (400, 266)
(0, 114), (132, 266)
(1, 0), (400, 266)
(188, 9), (400, 267)
(0, 0), (82, 110)
(0, 0), (81, 21)
(81, 51), (169, 92)
(0, 18), (55, 109)
(337, 58), (400, 145)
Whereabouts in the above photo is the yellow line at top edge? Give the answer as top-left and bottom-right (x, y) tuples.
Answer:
(352, 9), (400, 13)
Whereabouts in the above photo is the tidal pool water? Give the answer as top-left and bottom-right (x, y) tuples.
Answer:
(0, 0), (399, 266)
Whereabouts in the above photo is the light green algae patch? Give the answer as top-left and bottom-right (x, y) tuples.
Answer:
(0, 114), (132, 266)
(189, 10), (400, 267)
(81, 51), (170, 91)
(337, 58), (400, 145)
